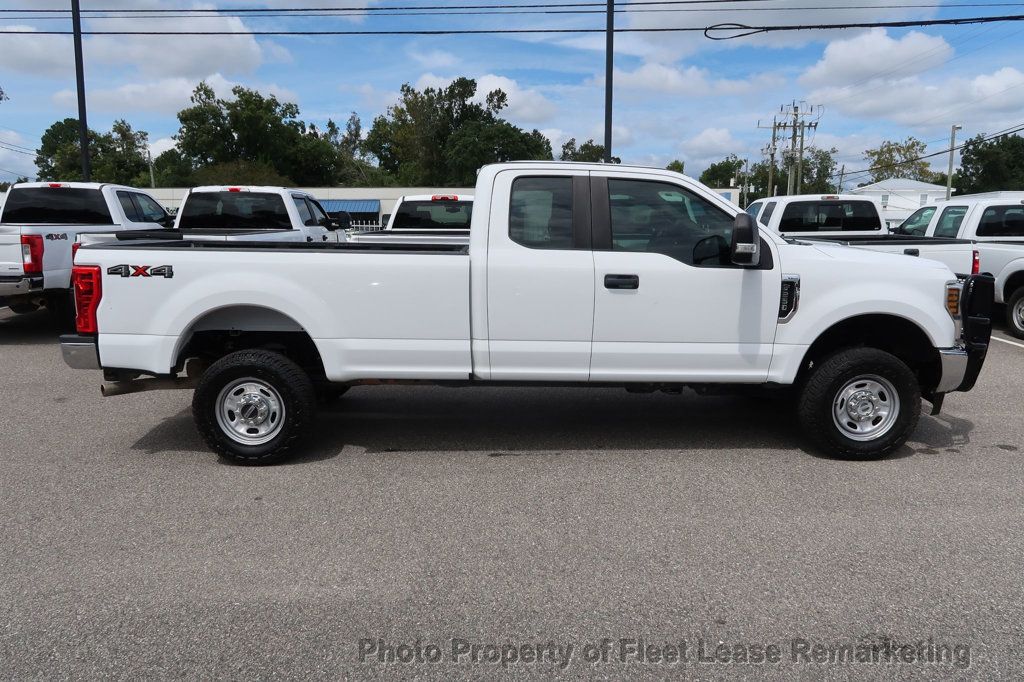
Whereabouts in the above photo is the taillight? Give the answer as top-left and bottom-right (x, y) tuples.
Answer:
(972, 249), (980, 275)
(71, 241), (81, 262)
(431, 194), (457, 201)
(72, 265), (102, 334)
(21, 234), (43, 275)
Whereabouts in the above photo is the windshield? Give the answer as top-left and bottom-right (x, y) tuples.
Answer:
(178, 192), (292, 230)
(778, 200), (881, 232)
(1, 187), (113, 225)
(392, 200), (472, 229)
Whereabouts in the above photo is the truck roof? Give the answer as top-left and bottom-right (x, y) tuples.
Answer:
(936, 194), (1024, 206)
(10, 181), (142, 192)
(398, 194), (474, 202)
(188, 186), (313, 196)
(755, 194), (877, 204)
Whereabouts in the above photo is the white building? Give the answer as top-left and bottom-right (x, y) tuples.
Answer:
(849, 178), (951, 228)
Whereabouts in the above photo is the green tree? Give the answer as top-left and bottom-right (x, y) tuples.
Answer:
(35, 118), (149, 185)
(699, 154), (745, 188)
(0, 176), (30, 192)
(665, 159), (685, 174)
(150, 148), (195, 187)
(364, 77), (552, 185)
(799, 146), (839, 194)
(191, 159), (294, 186)
(560, 138), (618, 163)
(957, 133), (1024, 195)
(863, 137), (932, 182)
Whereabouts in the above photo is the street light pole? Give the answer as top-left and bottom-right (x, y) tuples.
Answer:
(71, 0), (91, 181)
(602, 0), (614, 163)
(946, 124), (962, 200)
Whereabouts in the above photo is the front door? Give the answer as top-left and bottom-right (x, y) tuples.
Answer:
(589, 172), (780, 382)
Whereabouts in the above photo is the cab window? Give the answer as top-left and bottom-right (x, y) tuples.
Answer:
(133, 193), (168, 223)
(607, 179), (735, 267)
(896, 206), (935, 236)
(934, 206), (968, 238)
(292, 195), (314, 226)
(778, 200), (881, 232)
(976, 205), (1024, 237)
(509, 177), (573, 249)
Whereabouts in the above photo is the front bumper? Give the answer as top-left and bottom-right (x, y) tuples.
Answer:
(0, 275), (43, 298)
(935, 274), (994, 394)
(60, 334), (100, 370)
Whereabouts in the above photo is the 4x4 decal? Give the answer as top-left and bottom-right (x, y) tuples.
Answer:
(107, 264), (174, 279)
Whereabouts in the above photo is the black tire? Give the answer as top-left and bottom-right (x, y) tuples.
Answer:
(192, 349), (316, 465)
(45, 290), (76, 330)
(797, 347), (921, 460)
(1006, 287), (1024, 340)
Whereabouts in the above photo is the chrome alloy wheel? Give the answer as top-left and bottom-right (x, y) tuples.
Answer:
(215, 378), (286, 446)
(1013, 297), (1024, 334)
(831, 374), (901, 442)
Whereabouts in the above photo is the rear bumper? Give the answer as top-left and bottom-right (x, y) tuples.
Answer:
(0, 275), (43, 298)
(60, 334), (100, 370)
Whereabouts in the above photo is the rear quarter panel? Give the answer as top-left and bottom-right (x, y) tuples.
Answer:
(82, 246), (472, 380)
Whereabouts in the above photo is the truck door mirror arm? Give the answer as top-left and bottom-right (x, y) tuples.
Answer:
(731, 213), (761, 267)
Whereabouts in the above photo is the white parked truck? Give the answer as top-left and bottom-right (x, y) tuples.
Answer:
(746, 194), (978, 276)
(61, 162), (994, 464)
(78, 186), (345, 248)
(0, 182), (171, 318)
(346, 194), (473, 245)
(900, 194), (1024, 337)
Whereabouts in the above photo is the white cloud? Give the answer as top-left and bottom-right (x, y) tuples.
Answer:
(149, 137), (177, 157)
(414, 73), (558, 124)
(0, 26), (72, 78)
(609, 62), (783, 97)
(408, 48), (459, 69)
(680, 127), (743, 159)
(801, 29), (952, 88)
(52, 74), (298, 114)
(0, 130), (38, 180)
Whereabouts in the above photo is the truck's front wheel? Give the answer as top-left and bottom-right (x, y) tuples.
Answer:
(192, 349), (316, 465)
(797, 348), (920, 459)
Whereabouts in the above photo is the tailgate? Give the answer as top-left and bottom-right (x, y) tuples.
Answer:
(0, 228), (25, 276)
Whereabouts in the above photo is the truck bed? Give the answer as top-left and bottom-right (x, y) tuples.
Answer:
(80, 238), (469, 254)
(797, 234), (976, 275)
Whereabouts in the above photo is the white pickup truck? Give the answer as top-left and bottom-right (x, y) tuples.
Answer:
(0, 182), (171, 319)
(746, 194), (978, 276)
(79, 186), (344, 248)
(900, 195), (1024, 337)
(60, 162), (993, 464)
(346, 194), (473, 245)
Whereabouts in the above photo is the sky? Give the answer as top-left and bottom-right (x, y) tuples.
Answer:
(1, 0), (1023, 189)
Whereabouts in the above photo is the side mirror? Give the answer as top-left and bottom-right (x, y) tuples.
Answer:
(731, 213), (761, 267)
(159, 215), (175, 228)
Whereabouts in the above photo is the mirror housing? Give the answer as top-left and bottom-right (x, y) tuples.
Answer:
(330, 211), (353, 231)
(158, 215), (175, 228)
(731, 213), (761, 267)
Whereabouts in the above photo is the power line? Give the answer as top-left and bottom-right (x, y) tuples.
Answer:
(0, 0), (800, 11)
(0, 143), (35, 156)
(6, 2), (1024, 18)
(4, 13), (1024, 36)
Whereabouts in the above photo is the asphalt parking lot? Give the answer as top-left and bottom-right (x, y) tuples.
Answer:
(1, 307), (1022, 679)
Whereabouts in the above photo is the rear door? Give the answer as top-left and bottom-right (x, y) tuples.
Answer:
(485, 170), (595, 380)
(589, 171), (780, 382)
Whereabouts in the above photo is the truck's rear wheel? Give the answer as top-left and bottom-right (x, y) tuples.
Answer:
(797, 348), (920, 459)
(192, 349), (316, 465)
(1006, 287), (1024, 339)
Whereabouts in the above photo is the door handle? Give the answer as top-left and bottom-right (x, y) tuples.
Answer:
(904, 248), (920, 256)
(604, 274), (639, 290)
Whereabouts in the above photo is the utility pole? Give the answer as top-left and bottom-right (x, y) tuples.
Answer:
(786, 102), (799, 195)
(147, 149), (156, 188)
(767, 101), (822, 196)
(757, 117), (778, 198)
(739, 159), (749, 208)
(602, 0), (614, 163)
(946, 124), (962, 200)
(838, 164), (845, 192)
(71, 0), (91, 181)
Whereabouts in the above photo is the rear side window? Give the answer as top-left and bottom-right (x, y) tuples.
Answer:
(392, 200), (472, 230)
(760, 201), (777, 226)
(117, 191), (140, 222)
(934, 206), (968, 238)
(292, 195), (314, 226)
(133, 193), (167, 222)
(976, 205), (1024, 237)
(744, 202), (762, 219)
(178, 192), (291, 230)
(777, 200), (881, 232)
(1, 187), (113, 225)
(509, 177), (573, 249)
